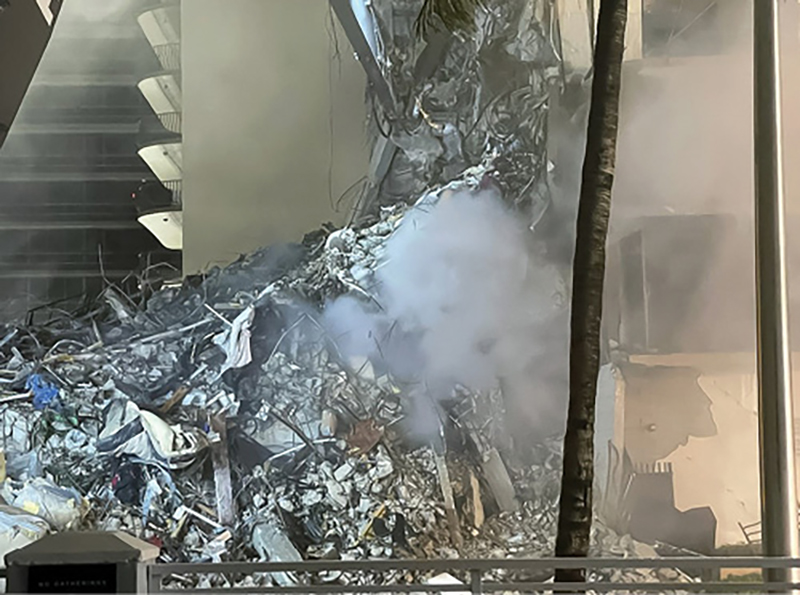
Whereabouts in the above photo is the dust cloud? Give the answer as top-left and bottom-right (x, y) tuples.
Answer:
(321, 0), (800, 478)
(609, 1), (800, 349)
(322, 1), (775, 447)
(609, 0), (761, 351)
(324, 189), (568, 444)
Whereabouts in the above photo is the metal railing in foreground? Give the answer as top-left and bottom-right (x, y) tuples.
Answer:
(148, 556), (800, 593)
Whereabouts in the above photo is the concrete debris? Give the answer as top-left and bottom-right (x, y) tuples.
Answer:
(480, 448), (519, 513)
(468, 470), (484, 530)
(421, 573), (470, 595)
(0, 1), (693, 588)
(0, 197), (693, 589)
(0, 505), (49, 576)
(209, 415), (235, 527)
(252, 520), (305, 586)
(356, 0), (559, 228)
(5, 478), (85, 531)
(0, 505), (50, 542)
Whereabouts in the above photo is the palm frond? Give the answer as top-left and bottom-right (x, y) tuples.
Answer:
(414, 0), (484, 39)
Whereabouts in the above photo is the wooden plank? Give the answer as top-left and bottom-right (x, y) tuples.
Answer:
(211, 414), (236, 526)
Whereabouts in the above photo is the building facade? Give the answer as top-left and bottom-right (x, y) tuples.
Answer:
(0, 0), (180, 319)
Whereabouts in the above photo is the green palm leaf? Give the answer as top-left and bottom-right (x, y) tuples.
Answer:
(414, 0), (485, 38)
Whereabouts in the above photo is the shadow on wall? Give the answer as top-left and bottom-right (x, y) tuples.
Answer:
(623, 364), (717, 464)
(603, 363), (720, 553)
(625, 460), (718, 555)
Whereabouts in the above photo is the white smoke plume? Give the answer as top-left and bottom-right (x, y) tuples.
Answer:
(323, 189), (568, 442)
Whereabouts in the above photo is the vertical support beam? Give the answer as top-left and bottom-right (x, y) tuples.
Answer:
(624, 0), (642, 61)
(148, 567), (162, 594)
(329, 0), (396, 117)
(470, 569), (483, 595)
(555, 0), (595, 76)
(753, 0), (800, 577)
(612, 365), (626, 453)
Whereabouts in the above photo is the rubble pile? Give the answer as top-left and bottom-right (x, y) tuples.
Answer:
(0, 183), (694, 590)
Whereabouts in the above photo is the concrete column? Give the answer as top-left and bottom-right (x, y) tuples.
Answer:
(181, 0), (369, 273)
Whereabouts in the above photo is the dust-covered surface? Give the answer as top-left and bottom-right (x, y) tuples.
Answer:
(0, 181), (697, 589)
(0, 0), (709, 590)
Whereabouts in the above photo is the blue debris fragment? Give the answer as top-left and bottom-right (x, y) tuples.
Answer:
(26, 374), (59, 410)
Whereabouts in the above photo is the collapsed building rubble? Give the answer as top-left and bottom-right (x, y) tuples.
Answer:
(0, 0), (699, 590)
(0, 181), (695, 590)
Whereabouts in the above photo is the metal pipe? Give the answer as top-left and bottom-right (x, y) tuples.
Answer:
(753, 0), (800, 573)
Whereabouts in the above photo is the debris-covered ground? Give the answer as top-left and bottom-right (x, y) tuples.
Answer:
(0, 0), (698, 588)
(0, 179), (696, 590)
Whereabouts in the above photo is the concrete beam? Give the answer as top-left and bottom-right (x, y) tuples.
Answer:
(329, 0), (396, 116)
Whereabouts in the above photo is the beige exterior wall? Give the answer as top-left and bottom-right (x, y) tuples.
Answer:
(181, 0), (369, 274)
(663, 370), (760, 548)
(620, 354), (800, 548)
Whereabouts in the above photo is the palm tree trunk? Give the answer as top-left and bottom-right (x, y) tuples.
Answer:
(555, 0), (628, 584)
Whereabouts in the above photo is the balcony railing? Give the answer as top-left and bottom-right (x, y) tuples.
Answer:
(152, 42), (181, 71)
(157, 110), (182, 134)
(162, 179), (182, 206)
